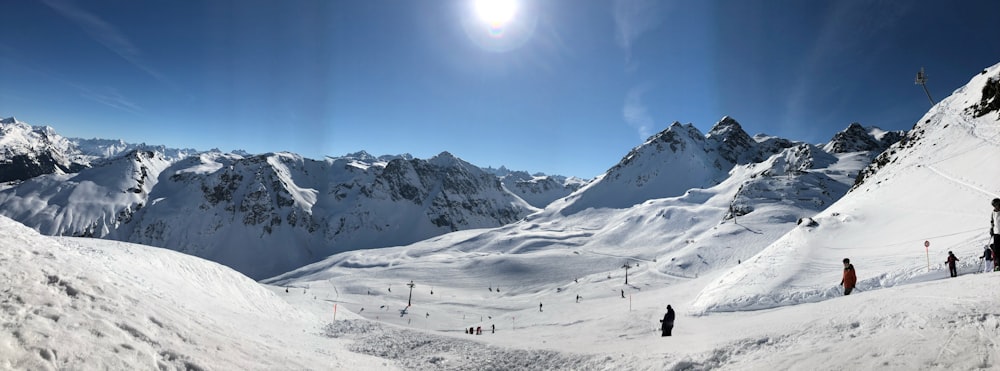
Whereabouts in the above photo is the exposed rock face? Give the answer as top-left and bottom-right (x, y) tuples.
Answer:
(0, 146), (535, 279)
(0, 118), (88, 183)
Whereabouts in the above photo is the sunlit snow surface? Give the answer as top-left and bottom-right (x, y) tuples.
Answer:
(3, 64), (1000, 370)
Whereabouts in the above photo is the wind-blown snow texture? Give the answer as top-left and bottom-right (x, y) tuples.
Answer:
(2, 62), (999, 370)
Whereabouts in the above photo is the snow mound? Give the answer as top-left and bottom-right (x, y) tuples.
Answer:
(0, 215), (376, 370)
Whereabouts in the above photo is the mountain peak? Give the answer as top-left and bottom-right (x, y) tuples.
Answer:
(707, 116), (746, 137)
(707, 116), (742, 136)
(706, 116), (756, 164)
(1, 116), (17, 125)
(823, 122), (886, 154)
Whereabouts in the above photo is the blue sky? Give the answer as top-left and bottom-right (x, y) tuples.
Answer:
(1, 0), (998, 178)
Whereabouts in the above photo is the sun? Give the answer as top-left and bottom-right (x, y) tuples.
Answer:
(474, 0), (518, 28)
(461, 0), (534, 51)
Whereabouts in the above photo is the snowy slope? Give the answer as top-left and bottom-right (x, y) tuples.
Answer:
(0, 215), (392, 370)
(0, 150), (172, 236)
(5, 61), (1000, 370)
(6, 209), (1000, 370)
(691, 62), (1000, 314)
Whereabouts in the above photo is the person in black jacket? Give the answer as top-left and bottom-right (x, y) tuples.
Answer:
(991, 198), (1000, 271)
(660, 305), (675, 337)
(945, 251), (959, 277)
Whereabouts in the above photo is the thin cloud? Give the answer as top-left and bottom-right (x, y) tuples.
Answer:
(613, 0), (661, 67)
(77, 85), (143, 114)
(623, 85), (655, 140)
(41, 0), (171, 86)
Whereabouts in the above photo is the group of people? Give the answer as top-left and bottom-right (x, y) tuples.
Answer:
(838, 198), (1000, 294)
(945, 198), (1000, 276)
(465, 324), (494, 335)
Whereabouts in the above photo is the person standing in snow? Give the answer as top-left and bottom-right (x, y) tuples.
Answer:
(991, 198), (1000, 271)
(539, 302), (543, 312)
(945, 251), (960, 277)
(659, 305), (675, 337)
(984, 245), (995, 273)
(840, 258), (857, 295)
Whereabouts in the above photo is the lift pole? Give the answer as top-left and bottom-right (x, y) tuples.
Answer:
(915, 67), (935, 105)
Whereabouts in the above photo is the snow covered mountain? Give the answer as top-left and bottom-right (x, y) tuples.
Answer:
(0, 117), (87, 184)
(552, 116), (889, 218)
(0, 145), (536, 279)
(0, 110), (900, 280)
(250, 61), (999, 369)
(0, 116), (197, 185)
(272, 115), (904, 301)
(3, 109), (908, 289)
(485, 166), (587, 208)
(5, 60), (999, 371)
(691, 62), (1000, 313)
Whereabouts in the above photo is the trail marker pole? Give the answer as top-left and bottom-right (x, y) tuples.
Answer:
(334, 303), (338, 321)
(925, 240), (930, 271)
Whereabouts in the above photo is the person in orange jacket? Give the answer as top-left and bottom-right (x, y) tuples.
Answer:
(840, 258), (857, 295)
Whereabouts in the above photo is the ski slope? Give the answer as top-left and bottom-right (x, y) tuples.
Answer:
(3, 63), (999, 370)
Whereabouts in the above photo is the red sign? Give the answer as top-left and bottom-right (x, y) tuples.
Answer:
(924, 241), (930, 248)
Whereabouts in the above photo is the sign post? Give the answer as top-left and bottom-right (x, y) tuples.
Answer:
(925, 240), (930, 272)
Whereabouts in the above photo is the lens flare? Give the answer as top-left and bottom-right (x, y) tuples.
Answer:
(475, 0), (517, 29)
(461, 0), (535, 52)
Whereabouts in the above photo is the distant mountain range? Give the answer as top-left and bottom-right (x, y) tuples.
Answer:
(0, 114), (903, 279)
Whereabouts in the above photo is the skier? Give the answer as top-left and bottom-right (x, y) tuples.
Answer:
(945, 251), (959, 277)
(491, 324), (495, 334)
(576, 294), (581, 303)
(984, 245), (995, 273)
(992, 198), (1000, 271)
(840, 258), (857, 295)
(659, 305), (675, 337)
(621, 289), (625, 298)
(539, 302), (543, 312)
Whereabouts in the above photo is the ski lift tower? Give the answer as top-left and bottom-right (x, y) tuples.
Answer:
(406, 280), (416, 307)
(915, 67), (935, 105)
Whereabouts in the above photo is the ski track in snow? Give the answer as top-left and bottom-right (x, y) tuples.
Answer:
(926, 165), (996, 198)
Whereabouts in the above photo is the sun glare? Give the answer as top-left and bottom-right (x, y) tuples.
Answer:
(474, 0), (518, 28)
(462, 0), (534, 52)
